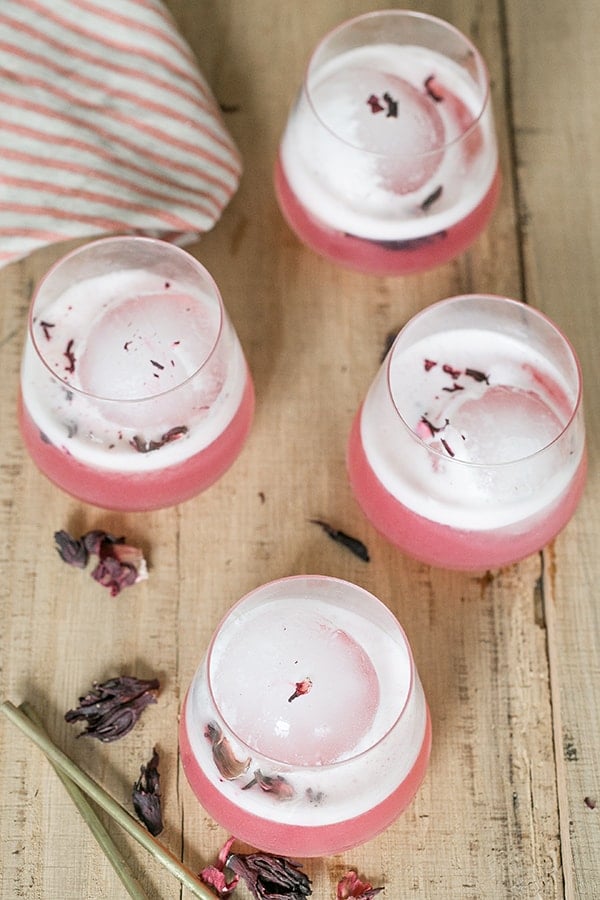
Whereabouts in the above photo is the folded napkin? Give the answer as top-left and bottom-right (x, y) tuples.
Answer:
(0, 0), (242, 268)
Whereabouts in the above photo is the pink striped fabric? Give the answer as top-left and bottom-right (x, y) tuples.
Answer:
(0, 0), (242, 268)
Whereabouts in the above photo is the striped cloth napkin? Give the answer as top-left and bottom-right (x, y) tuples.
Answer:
(0, 0), (242, 269)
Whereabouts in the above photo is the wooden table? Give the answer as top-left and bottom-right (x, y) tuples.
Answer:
(1, 2), (599, 897)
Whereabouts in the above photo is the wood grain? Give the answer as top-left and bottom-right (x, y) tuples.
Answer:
(1, 2), (598, 898)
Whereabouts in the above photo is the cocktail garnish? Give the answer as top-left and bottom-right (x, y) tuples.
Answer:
(288, 678), (312, 703)
(64, 675), (159, 742)
(424, 74), (443, 102)
(242, 770), (295, 800)
(130, 424), (188, 453)
(366, 94), (384, 114)
(465, 367), (490, 384)
(419, 358), (494, 456)
(420, 415), (444, 436)
(132, 747), (164, 836)
(366, 92), (398, 117)
(40, 320), (55, 340)
(63, 338), (76, 373)
(420, 185), (443, 211)
(440, 438), (455, 457)
(205, 721), (251, 780)
(442, 363), (461, 380)
(382, 92), (398, 118)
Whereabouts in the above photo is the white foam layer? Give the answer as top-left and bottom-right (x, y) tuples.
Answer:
(280, 43), (497, 239)
(186, 595), (427, 825)
(361, 328), (584, 530)
(21, 269), (247, 472)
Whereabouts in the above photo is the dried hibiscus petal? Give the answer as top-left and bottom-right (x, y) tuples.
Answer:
(242, 769), (295, 801)
(288, 678), (312, 703)
(201, 837), (312, 899)
(54, 530), (88, 568)
(200, 864), (239, 897)
(65, 675), (159, 742)
(200, 836), (240, 896)
(309, 519), (370, 562)
(337, 870), (384, 899)
(132, 747), (163, 836)
(205, 721), (251, 780)
(54, 528), (147, 596)
(90, 555), (137, 596)
(130, 425), (188, 453)
(81, 529), (123, 555)
(227, 848), (311, 899)
(420, 184), (443, 211)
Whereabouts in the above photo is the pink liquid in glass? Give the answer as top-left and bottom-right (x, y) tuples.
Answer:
(18, 375), (254, 512)
(348, 408), (588, 571)
(275, 158), (500, 276)
(180, 697), (431, 858)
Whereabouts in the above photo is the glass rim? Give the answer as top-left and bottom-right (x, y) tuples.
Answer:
(28, 235), (225, 405)
(303, 8), (492, 160)
(385, 293), (584, 469)
(205, 574), (417, 771)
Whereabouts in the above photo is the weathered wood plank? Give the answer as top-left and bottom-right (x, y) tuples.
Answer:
(1, 0), (595, 897)
(505, 0), (600, 895)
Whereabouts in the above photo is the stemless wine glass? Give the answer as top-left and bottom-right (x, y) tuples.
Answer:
(18, 237), (254, 511)
(275, 10), (500, 276)
(347, 295), (587, 570)
(180, 575), (431, 857)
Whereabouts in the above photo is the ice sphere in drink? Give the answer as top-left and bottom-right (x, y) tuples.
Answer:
(211, 607), (379, 766)
(311, 65), (446, 194)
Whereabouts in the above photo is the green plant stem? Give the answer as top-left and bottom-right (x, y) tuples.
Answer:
(20, 703), (149, 900)
(1, 700), (216, 900)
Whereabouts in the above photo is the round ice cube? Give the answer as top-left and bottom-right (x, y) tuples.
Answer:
(212, 610), (380, 766)
(311, 66), (445, 194)
(451, 385), (564, 464)
(78, 291), (217, 401)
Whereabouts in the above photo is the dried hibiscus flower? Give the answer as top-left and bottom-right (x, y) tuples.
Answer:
(132, 747), (163, 836)
(54, 530), (89, 568)
(288, 678), (312, 703)
(54, 529), (148, 596)
(65, 675), (159, 742)
(205, 721), (251, 780)
(200, 837), (239, 896)
(242, 769), (295, 800)
(200, 836), (312, 899)
(337, 870), (384, 899)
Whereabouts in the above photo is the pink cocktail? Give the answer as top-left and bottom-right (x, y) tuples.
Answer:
(19, 237), (254, 511)
(275, 11), (500, 276)
(180, 575), (431, 857)
(347, 295), (587, 570)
